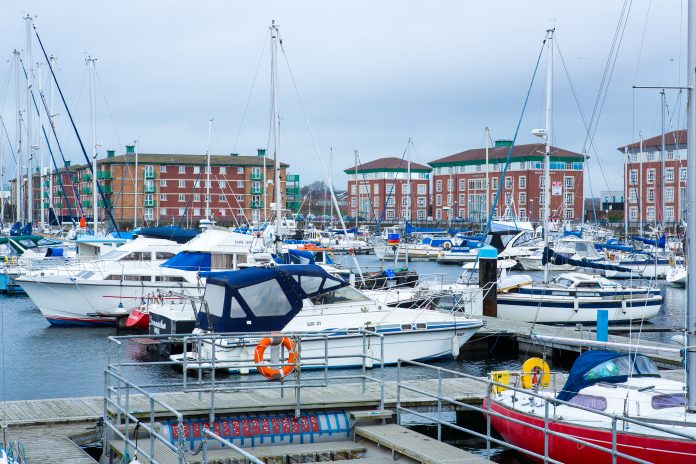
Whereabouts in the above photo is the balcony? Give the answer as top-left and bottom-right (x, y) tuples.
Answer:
(144, 199), (156, 207)
(43, 202), (50, 208)
(144, 185), (157, 193)
(81, 187), (92, 195)
(101, 185), (113, 194)
(286, 174), (300, 182)
(82, 174), (92, 181)
(54, 202), (61, 208)
(98, 199), (112, 208)
(250, 186), (264, 195)
(43, 191), (49, 198)
(250, 172), (263, 181)
(97, 171), (113, 180)
(82, 200), (92, 208)
(43, 180), (50, 187)
(144, 171), (156, 179)
(250, 201), (263, 209)
(286, 186), (300, 195)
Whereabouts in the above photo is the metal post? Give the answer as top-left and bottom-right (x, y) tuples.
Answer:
(396, 360), (401, 426)
(686, 0), (696, 412)
(149, 397), (155, 463)
(361, 331), (366, 394)
(611, 416), (618, 464)
(486, 381), (492, 459)
(544, 399), (549, 463)
(437, 369), (442, 441)
(124, 384), (130, 459)
(380, 335), (385, 410)
(210, 338), (216, 425)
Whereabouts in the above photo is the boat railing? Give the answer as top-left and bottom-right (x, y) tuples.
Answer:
(396, 359), (696, 464)
(103, 329), (385, 464)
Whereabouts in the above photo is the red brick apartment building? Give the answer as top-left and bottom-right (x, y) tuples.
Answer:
(344, 157), (432, 221)
(621, 129), (686, 226)
(428, 141), (586, 223)
(17, 147), (294, 227)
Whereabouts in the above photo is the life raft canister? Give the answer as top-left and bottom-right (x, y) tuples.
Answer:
(254, 337), (297, 380)
(520, 357), (551, 389)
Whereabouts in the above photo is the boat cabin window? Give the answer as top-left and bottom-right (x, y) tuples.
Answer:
(76, 271), (94, 279)
(123, 275), (152, 281)
(155, 252), (176, 260)
(16, 239), (38, 249)
(205, 284), (243, 318)
(154, 276), (185, 282)
(99, 250), (128, 261)
(211, 253), (235, 270)
(652, 394), (686, 410)
(309, 286), (370, 305)
(568, 394), (607, 411)
(121, 252), (150, 261)
(0, 244), (13, 256)
(237, 279), (293, 317)
(583, 356), (659, 382)
(574, 282), (602, 289)
(105, 275), (122, 280)
(554, 277), (575, 288)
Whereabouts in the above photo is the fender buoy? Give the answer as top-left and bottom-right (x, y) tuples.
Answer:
(254, 337), (297, 380)
(520, 357), (551, 389)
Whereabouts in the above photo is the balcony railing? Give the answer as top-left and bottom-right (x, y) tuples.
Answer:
(250, 201), (263, 209)
(97, 171), (113, 180)
(144, 200), (156, 207)
(144, 185), (157, 193)
(101, 185), (113, 194)
(81, 188), (92, 195)
(82, 200), (92, 208)
(250, 187), (264, 194)
(82, 174), (92, 181)
(144, 171), (156, 179)
(250, 172), (263, 181)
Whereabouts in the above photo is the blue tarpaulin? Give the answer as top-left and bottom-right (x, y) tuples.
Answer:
(161, 251), (212, 271)
(541, 247), (630, 272)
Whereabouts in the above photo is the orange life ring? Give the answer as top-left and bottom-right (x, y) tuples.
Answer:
(254, 337), (297, 380)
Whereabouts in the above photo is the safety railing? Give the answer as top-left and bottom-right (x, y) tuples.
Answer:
(396, 359), (696, 464)
(104, 329), (385, 464)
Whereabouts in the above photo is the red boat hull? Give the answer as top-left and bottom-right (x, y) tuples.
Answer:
(485, 399), (696, 464)
(125, 308), (149, 330)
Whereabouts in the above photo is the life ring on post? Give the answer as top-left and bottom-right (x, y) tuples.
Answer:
(254, 337), (297, 380)
(443, 241), (452, 251)
(520, 357), (551, 389)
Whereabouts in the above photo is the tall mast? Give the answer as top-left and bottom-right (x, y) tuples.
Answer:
(354, 149), (359, 229)
(134, 139), (139, 228)
(87, 56), (98, 234)
(48, 55), (55, 226)
(0, 116), (4, 227)
(206, 118), (213, 221)
(407, 138), (412, 222)
(25, 15), (34, 227)
(661, 89), (666, 230)
(38, 61), (44, 229)
(14, 50), (22, 224)
(639, 132), (644, 232)
(485, 127), (490, 221)
(542, 29), (553, 283)
(685, 0), (696, 412)
(623, 146), (628, 239)
(271, 21), (283, 255)
(329, 147), (333, 225)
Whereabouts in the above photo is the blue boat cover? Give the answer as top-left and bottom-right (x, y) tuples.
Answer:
(45, 247), (64, 257)
(132, 225), (197, 243)
(405, 222), (447, 235)
(329, 227), (358, 235)
(161, 251), (212, 271)
(562, 228), (582, 238)
(595, 238), (634, 253)
(198, 265), (348, 333)
(631, 235), (666, 249)
(283, 249), (316, 265)
(541, 247), (631, 272)
(557, 350), (660, 401)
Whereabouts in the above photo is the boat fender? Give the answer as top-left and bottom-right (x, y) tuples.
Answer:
(254, 337), (297, 381)
(451, 335), (460, 358)
(520, 357), (550, 389)
(364, 349), (374, 369)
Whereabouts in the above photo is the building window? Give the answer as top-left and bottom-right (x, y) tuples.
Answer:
(219, 167), (226, 174)
(647, 188), (655, 202)
(417, 197), (426, 207)
(178, 166), (186, 174)
(647, 168), (655, 183)
(666, 167), (674, 183)
(459, 179), (465, 191)
(219, 180), (227, 188)
(520, 161), (526, 170)
(459, 194), (465, 206)
(447, 178), (453, 191)
(237, 180), (244, 188)
(539, 193), (545, 206)
(565, 208), (573, 219)
(667, 150), (674, 160)
(160, 208), (167, 215)
(144, 209), (154, 221)
(519, 207), (526, 219)
(194, 208), (201, 216)
(666, 187), (674, 202)
(179, 207), (185, 215)
(160, 165), (167, 173)
(491, 177), (498, 190)
(436, 194), (442, 206)
(681, 168), (688, 181)
(475, 165), (481, 172)
(539, 177), (545, 188)
(351, 197), (356, 207)
(178, 180), (185, 188)
(219, 194), (226, 202)
(417, 184), (426, 195)
(385, 210), (395, 220)
(194, 180), (201, 188)
(435, 180), (442, 192)
(160, 194), (167, 201)
(417, 210), (426, 219)
(386, 197), (395, 206)
(402, 197), (410, 207)
(219, 209), (226, 216)
(519, 176), (526, 189)
(435, 209), (442, 220)
(564, 192), (573, 205)
(564, 176), (574, 189)
(178, 194), (185, 202)
(629, 188), (637, 202)
(159, 179), (167, 187)
(647, 152), (655, 161)
(629, 169), (638, 184)
(505, 177), (512, 189)
(519, 192), (526, 204)
(647, 206), (656, 221)
(402, 184), (410, 194)
(194, 193), (201, 202)
(374, 196), (379, 207)
(630, 207), (638, 220)
(666, 206), (674, 221)
(194, 166), (200, 174)
(374, 184), (379, 195)
(237, 167), (244, 174)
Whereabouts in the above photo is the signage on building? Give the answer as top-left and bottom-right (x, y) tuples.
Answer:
(551, 181), (562, 196)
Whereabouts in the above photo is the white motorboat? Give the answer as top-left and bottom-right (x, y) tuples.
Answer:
(603, 251), (677, 279)
(666, 265), (687, 287)
(171, 265), (483, 370)
(496, 272), (662, 323)
(517, 236), (603, 271)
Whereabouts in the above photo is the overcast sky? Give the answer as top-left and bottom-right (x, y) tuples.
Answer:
(0, 1), (688, 197)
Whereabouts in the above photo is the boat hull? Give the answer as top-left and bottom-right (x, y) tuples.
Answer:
(486, 400), (696, 464)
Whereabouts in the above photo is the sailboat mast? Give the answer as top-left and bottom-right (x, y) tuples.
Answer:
(25, 15), (33, 227)
(87, 57), (98, 234)
(685, 0), (696, 412)
(48, 55), (55, 226)
(624, 146), (628, 239)
(639, 132), (644, 232)
(407, 138), (412, 222)
(661, 90), (666, 231)
(485, 127), (490, 221)
(206, 118), (213, 221)
(134, 139), (138, 228)
(271, 21), (283, 255)
(542, 29), (553, 283)
(38, 61), (44, 229)
(14, 50), (22, 224)
(354, 149), (359, 229)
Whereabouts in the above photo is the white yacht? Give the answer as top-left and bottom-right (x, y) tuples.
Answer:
(167, 265), (484, 370)
(517, 236), (602, 271)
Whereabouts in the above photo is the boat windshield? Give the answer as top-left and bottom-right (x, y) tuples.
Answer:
(309, 285), (370, 305)
(583, 355), (659, 382)
(99, 250), (129, 261)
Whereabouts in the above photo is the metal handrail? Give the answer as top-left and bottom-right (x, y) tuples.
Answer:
(396, 359), (695, 464)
